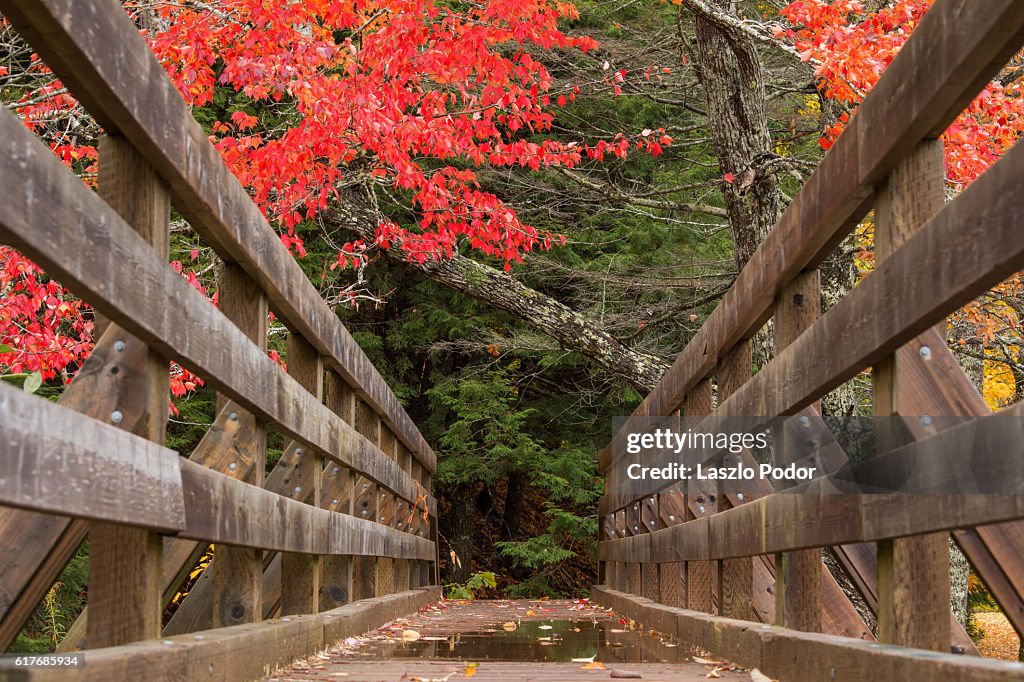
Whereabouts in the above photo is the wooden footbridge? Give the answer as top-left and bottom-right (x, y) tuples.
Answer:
(3, 0), (1024, 680)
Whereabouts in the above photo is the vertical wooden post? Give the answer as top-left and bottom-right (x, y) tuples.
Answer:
(376, 428), (398, 596)
(684, 378), (714, 613)
(625, 500), (643, 595)
(212, 263), (268, 628)
(280, 333), (323, 615)
(321, 372), (355, 609)
(352, 400), (380, 600)
(394, 443), (414, 592)
(873, 140), (950, 652)
(87, 135), (170, 648)
(716, 341), (752, 620)
(774, 270), (823, 632)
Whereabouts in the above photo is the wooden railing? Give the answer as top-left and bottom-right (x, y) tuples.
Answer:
(595, 1), (1024, 679)
(0, 0), (439, 677)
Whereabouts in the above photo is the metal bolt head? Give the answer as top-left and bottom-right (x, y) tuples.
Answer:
(229, 412), (239, 422)
(919, 345), (932, 359)
(737, 493), (745, 501)
(228, 462), (238, 471)
(361, 510), (369, 516)
(633, 525), (639, 531)
(397, 522), (403, 528)
(668, 515), (676, 522)
(110, 410), (124, 424)
(331, 498), (339, 506)
(379, 515), (385, 521)
(295, 448), (303, 455)
(698, 505), (706, 513)
(921, 415), (933, 427)
(113, 340), (126, 352)
(333, 467), (340, 474)
(294, 486), (302, 494)
(799, 415), (810, 426)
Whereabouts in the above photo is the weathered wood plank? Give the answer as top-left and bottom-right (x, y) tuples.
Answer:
(872, 140), (949, 652)
(0, 105), (431, 511)
(178, 461), (434, 560)
(281, 333), (324, 617)
(1, 0), (435, 474)
(87, 134), (171, 649)
(593, 587), (1024, 682)
(321, 371), (355, 611)
(715, 342), (752, 622)
(0, 588), (441, 682)
(213, 263), (268, 629)
(773, 270), (822, 633)
(0, 383), (184, 530)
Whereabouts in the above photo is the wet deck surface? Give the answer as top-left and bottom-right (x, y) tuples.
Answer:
(267, 599), (750, 681)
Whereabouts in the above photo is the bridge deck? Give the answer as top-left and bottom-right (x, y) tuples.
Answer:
(266, 599), (748, 681)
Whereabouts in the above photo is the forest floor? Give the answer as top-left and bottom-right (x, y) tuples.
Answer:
(974, 611), (1021, 661)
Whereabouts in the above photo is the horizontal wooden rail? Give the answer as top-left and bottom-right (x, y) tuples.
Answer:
(181, 462), (434, 559)
(0, 105), (432, 516)
(0, 382), (432, 561)
(598, 0), (1024, 470)
(0, 588), (441, 681)
(1, 0), (435, 475)
(0, 382), (185, 531)
(593, 588), (1024, 682)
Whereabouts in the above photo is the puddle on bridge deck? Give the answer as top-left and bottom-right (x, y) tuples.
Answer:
(343, 619), (692, 664)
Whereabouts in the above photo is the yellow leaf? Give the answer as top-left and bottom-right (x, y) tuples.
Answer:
(502, 622), (517, 631)
(580, 661), (606, 670)
(465, 662), (478, 677)
(526, 610), (537, 616)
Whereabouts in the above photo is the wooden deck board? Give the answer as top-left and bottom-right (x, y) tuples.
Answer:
(266, 600), (749, 682)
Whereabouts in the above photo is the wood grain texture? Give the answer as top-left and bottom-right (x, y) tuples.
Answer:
(715, 342), (752, 622)
(0, 383), (184, 529)
(773, 270), (822, 633)
(593, 587), (1024, 682)
(0, 588), (442, 682)
(872, 141), (949, 652)
(87, 134), (170, 649)
(281, 333), (324, 617)
(0, 106), (432, 512)
(0, 0), (435, 474)
(683, 380), (714, 614)
(178, 461), (434, 560)
(213, 263), (268, 629)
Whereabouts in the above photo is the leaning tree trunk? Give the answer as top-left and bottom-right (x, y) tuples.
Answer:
(322, 204), (670, 393)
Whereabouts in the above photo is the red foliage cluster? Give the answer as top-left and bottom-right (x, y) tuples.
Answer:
(146, 0), (667, 269)
(780, 0), (1024, 189)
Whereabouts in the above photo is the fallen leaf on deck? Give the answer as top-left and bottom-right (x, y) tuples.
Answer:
(538, 625), (553, 630)
(580, 661), (607, 670)
(502, 622), (517, 631)
(706, 670), (721, 679)
(402, 630), (421, 641)
(526, 610), (537, 616)
(750, 669), (777, 682)
(465, 662), (478, 677)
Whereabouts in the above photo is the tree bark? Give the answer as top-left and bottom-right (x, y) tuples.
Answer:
(502, 471), (528, 540)
(322, 203), (670, 392)
(684, 0), (783, 272)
